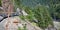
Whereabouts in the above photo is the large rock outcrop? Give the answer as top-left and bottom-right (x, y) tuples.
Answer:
(0, 16), (42, 30)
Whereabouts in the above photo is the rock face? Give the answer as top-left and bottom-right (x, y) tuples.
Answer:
(4, 17), (20, 30)
(53, 21), (60, 30)
(24, 20), (42, 30)
(45, 27), (57, 30)
(0, 16), (22, 30)
(0, 16), (42, 30)
(0, 16), (3, 21)
(45, 21), (60, 30)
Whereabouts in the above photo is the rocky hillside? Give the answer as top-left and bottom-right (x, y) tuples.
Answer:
(0, 16), (42, 30)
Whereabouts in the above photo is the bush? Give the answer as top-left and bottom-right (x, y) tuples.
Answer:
(19, 5), (53, 29)
(18, 24), (27, 30)
(33, 5), (53, 29)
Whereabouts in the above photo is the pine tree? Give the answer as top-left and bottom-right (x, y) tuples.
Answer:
(33, 5), (53, 29)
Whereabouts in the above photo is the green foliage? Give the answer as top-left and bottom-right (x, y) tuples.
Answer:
(18, 27), (22, 30)
(33, 5), (53, 29)
(48, 0), (60, 19)
(55, 5), (60, 18)
(23, 24), (27, 30)
(18, 24), (27, 30)
(13, 0), (55, 29)
(23, 7), (34, 21)
(13, 0), (24, 9)
(21, 5), (53, 29)
(17, 3), (53, 29)
(19, 15), (25, 20)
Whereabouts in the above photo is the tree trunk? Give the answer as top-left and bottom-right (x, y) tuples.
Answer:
(2, 0), (14, 16)
(1, 0), (14, 30)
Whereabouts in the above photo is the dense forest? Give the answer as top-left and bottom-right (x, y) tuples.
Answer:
(0, 0), (60, 30)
